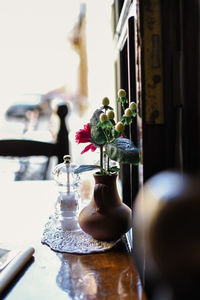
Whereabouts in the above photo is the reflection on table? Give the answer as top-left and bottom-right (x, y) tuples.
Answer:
(0, 180), (146, 299)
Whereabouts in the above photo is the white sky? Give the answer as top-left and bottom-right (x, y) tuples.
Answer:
(0, 0), (80, 102)
(0, 0), (114, 111)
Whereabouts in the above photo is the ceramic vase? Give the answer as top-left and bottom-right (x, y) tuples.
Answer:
(78, 173), (132, 241)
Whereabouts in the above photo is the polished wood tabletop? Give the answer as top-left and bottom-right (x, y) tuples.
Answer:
(0, 180), (146, 299)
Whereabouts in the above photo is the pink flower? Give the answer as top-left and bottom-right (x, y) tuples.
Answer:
(75, 123), (97, 154)
(75, 123), (91, 143)
(81, 143), (97, 154)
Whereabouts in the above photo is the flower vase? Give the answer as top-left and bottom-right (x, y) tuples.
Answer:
(78, 173), (132, 241)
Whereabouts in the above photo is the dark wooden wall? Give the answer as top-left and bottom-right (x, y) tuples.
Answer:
(140, 0), (200, 180)
(113, 0), (200, 206)
(161, 0), (200, 174)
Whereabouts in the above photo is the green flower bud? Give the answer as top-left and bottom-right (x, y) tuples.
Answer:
(102, 97), (110, 106)
(115, 121), (124, 132)
(125, 108), (132, 117)
(100, 113), (108, 122)
(129, 101), (137, 111)
(107, 110), (115, 119)
(118, 89), (126, 98)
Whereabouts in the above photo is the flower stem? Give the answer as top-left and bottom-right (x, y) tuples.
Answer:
(100, 146), (104, 174)
(107, 156), (110, 172)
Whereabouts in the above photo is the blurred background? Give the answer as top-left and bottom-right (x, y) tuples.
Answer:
(0, 0), (115, 181)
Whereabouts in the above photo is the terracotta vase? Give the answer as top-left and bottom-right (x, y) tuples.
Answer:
(78, 173), (132, 241)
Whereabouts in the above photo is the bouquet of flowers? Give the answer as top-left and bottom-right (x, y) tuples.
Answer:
(75, 89), (140, 175)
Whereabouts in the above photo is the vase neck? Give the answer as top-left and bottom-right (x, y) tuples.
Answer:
(93, 173), (121, 209)
(93, 173), (118, 185)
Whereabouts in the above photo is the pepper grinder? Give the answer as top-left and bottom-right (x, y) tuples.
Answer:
(53, 155), (80, 231)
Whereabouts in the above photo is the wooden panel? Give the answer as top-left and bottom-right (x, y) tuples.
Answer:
(141, 0), (164, 125)
(140, 0), (167, 181)
(127, 16), (139, 201)
(181, 0), (200, 172)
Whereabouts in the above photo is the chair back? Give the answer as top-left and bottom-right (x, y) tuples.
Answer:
(0, 103), (69, 179)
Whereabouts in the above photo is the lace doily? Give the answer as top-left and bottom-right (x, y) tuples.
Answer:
(41, 216), (120, 254)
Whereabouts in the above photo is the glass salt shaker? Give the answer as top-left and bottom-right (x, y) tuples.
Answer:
(53, 155), (80, 231)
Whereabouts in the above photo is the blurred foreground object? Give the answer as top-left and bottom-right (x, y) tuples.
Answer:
(133, 171), (200, 300)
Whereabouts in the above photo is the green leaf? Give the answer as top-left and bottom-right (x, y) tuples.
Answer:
(121, 116), (132, 125)
(90, 109), (103, 126)
(108, 166), (120, 173)
(132, 111), (137, 117)
(100, 105), (113, 110)
(98, 120), (113, 129)
(113, 129), (121, 139)
(91, 126), (107, 146)
(117, 97), (128, 102)
(92, 119), (115, 145)
(106, 137), (140, 165)
(74, 165), (100, 174)
(90, 109), (107, 146)
(110, 119), (115, 126)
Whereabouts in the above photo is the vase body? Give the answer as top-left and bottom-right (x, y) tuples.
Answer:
(78, 173), (132, 241)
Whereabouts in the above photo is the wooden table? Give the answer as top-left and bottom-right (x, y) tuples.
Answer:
(0, 180), (146, 299)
